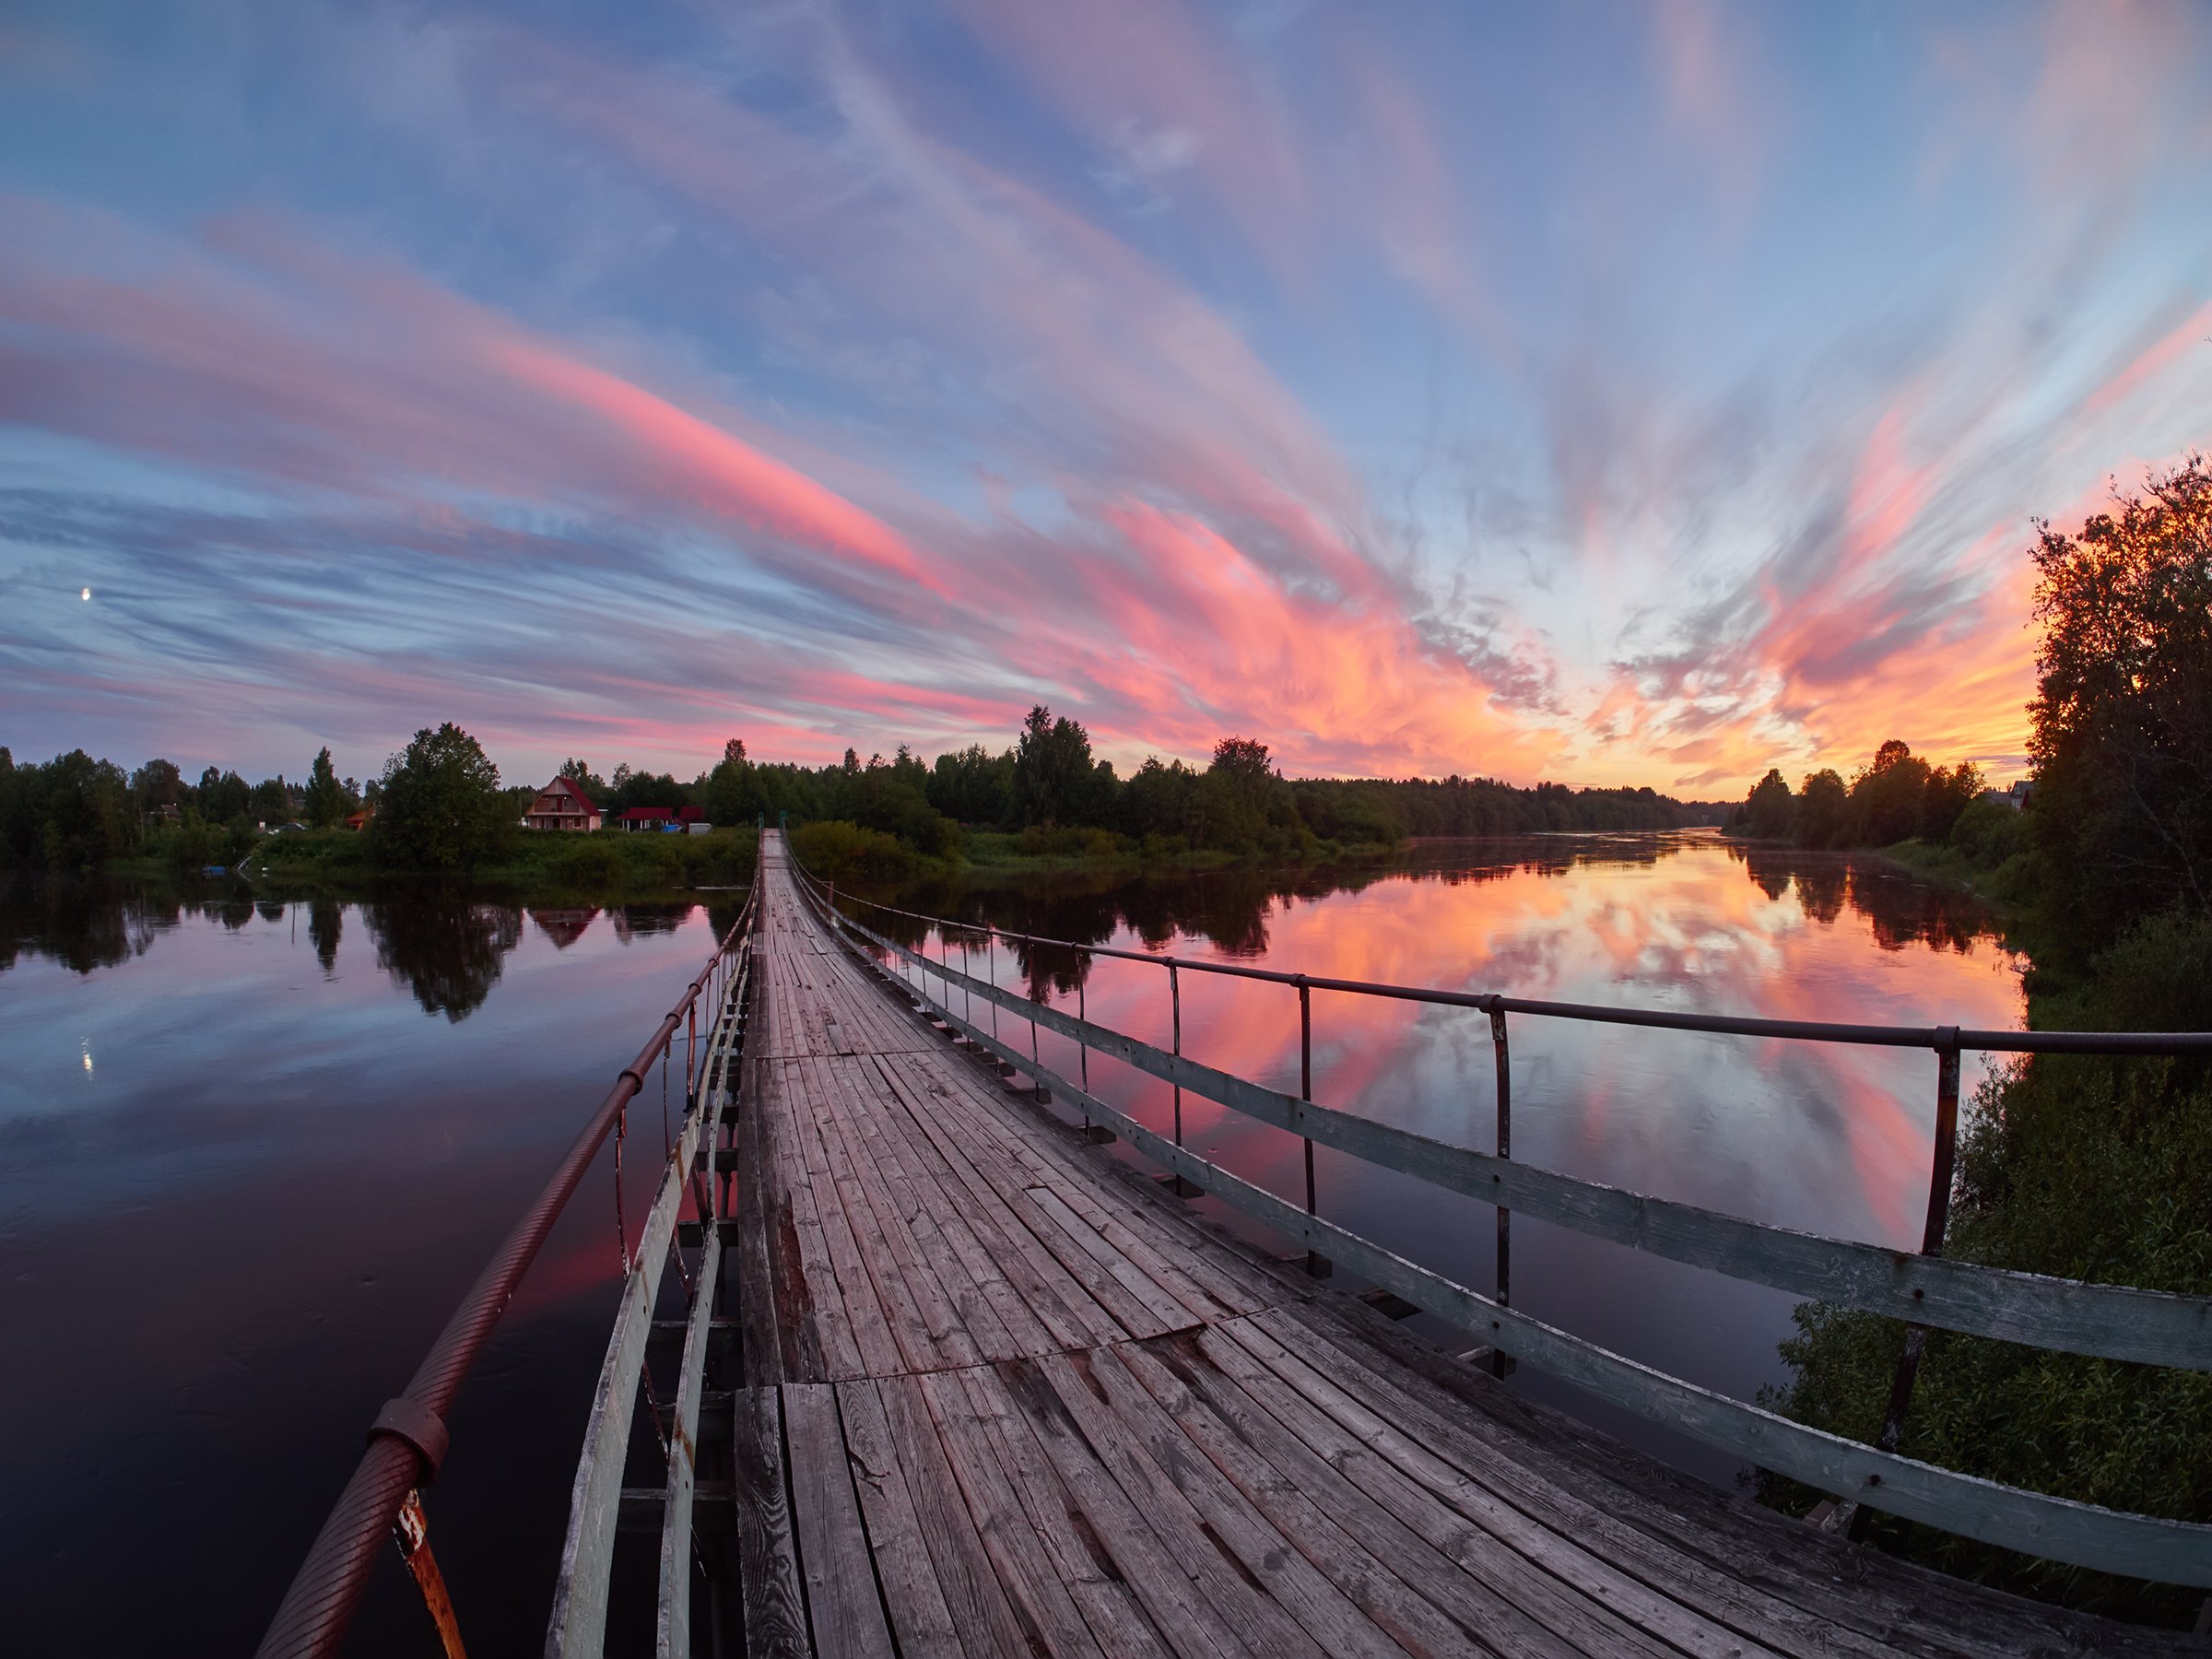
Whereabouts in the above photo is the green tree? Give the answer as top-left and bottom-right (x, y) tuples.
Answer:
(372, 724), (509, 872)
(130, 759), (184, 820)
(197, 766), (252, 824)
(1920, 760), (1982, 842)
(250, 774), (291, 825)
(1794, 769), (1848, 847)
(303, 747), (347, 828)
(2028, 455), (2212, 959)
(1743, 768), (1796, 840)
(1846, 740), (1930, 845)
(1202, 735), (1284, 849)
(1013, 705), (1099, 828)
(557, 757), (606, 801)
(926, 744), (1016, 825)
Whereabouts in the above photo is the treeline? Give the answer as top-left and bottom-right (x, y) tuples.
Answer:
(6, 701), (1724, 880)
(0, 747), (360, 872)
(687, 709), (1720, 864)
(1729, 741), (2003, 856)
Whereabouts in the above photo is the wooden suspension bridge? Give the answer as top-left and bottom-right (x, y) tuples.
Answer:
(263, 830), (2212, 1657)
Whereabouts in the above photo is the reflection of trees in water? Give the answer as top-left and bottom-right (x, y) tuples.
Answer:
(1735, 846), (1988, 953)
(703, 897), (747, 946)
(308, 898), (343, 974)
(364, 897), (523, 1021)
(841, 832), (2006, 1006)
(869, 840), (1712, 1003)
(1, 874), (198, 974)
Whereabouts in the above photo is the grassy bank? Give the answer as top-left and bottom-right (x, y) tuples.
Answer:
(235, 825), (759, 899)
(786, 817), (1402, 886)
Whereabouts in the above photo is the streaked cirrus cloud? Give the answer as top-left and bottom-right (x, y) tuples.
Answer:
(0, 1), (2207, 793)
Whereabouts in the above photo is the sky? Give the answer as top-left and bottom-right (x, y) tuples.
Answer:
(1, 2), (2208, 796)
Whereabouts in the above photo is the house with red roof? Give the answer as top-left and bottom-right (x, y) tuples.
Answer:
(523, 777), (602, 832)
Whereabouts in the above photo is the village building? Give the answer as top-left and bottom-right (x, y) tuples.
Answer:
(522, 777), (602, 832)
(618, 806), (672, 832)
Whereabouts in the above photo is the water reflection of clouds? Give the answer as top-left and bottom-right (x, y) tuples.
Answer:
(914, 834), (2022, 1256)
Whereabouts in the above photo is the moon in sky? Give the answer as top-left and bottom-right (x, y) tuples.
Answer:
(80, 587), (91, 601)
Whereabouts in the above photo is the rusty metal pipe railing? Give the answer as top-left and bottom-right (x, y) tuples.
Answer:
(257, 889), (756, 1659)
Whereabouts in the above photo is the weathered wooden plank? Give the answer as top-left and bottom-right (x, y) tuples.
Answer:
(784, 1060), (906, 1380)
(841, 909), (2212, 1372)
(784, 1383), (899, 1659)
(832, 1381), (965, 1659)
(1025, 1185), (1198, 1338)
(1023, 1350), (1349, 1659)
(868, 1056), (1118, 1354)
(1191, 1324), (1682, 1658)
(841, 1053), (1057, 1362)
(773, 1087), (865, 1381)
(805, 1051), (978, 1373)
(1110, 1339), (1500, 1659)
(735, 1055), (782, 1388)
(1285, 1295), (2198, 1659)
(1253, 1302), (1923, 1659)
(851, 1054), (1063, 1357)
(832, 1053), (1022, 1362)
(915, 1366), (1117, 1657)
(1218, 1315), (1779, 1658)
(876, 1372), (1043, 1658)
(881, 1058), (1142, 1349)
(731, 1385), (811, 1655)
(907, 1051), (1267, 1326)
(1133, 1331), (1577, 1657)
(949, 1365), (1184, 1659)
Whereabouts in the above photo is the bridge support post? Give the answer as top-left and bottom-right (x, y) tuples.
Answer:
(1159, 963), (1197, 1191)
(1848, 1028), (1961, 1539)
(1300, 978), (1331, 1277)
(1170, 962), (1182, 1153)
(1488, 1000), (1513, 1378)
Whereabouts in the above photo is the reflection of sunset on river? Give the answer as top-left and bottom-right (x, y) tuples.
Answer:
(895, 832), (2024, 1482)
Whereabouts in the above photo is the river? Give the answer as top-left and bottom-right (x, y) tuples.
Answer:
(0, 832), (2020, 1654)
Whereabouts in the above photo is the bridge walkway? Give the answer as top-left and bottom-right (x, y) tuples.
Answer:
(712, 834), (2186, 1657)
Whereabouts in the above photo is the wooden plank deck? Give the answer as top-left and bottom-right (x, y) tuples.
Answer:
(693, 835), (2198, 1657)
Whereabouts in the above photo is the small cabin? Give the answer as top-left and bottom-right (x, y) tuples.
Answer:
(618, 806), (673, 833)
(524, 778), (602, 832)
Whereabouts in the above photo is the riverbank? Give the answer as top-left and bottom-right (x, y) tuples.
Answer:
(960, 826), (1399, 873)
(164, 824), (765, 900)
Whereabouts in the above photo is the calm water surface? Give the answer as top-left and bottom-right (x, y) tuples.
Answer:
(0, 834), (2018, 1654)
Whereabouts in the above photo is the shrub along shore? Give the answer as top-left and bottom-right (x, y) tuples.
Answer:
(1740, 458), (2212, 1627)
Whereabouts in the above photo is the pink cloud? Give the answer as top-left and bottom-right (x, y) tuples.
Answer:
(2086, 300), (2212, 415)
(486, 340), (943, 594)
(1012, 500), (1564, 778)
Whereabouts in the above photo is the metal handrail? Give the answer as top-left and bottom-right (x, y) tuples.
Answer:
(257, 885), (758, 1659)
(794, 864), (2212, 1588)
(802, 875), (2212, 1055)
